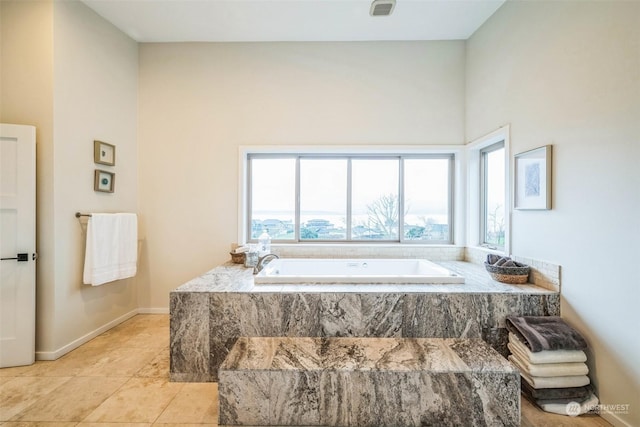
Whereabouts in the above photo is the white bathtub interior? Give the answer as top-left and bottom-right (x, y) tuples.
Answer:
(254, 258), (464, 284)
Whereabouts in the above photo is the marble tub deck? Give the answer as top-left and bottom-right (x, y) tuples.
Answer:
(218, 336), (520, 426)
(170, 261), (559, 382)
(173, 260), (554, 294)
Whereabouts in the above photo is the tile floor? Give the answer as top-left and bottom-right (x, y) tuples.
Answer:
(0, 314), (611, 426)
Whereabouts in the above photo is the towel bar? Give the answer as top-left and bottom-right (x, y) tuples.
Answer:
(75, 212), (92, 218)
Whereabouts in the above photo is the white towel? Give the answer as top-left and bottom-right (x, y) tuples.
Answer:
(509, 333), (587, 364)
(539, 393), (599, 416)
(510, 356), (591, 389)
(507, 350), (589, 377)
(83, 213), (138, 286)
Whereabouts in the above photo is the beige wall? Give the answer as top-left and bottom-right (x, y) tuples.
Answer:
(466, 2), (640, 426)
(1, 0), (56, 351)
(50, 1), (139, 353)
(1, 0), (139, 357)
(137, 41), (466, 308)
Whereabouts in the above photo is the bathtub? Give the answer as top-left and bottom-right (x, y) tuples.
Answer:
(254, 258), (464, 284)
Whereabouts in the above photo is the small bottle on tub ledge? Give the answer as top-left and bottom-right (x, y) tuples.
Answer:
(258, 229), (271, 256)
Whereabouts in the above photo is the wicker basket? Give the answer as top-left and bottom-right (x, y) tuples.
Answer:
(230, 252), (246, 264)
(484, 261), (530, 284)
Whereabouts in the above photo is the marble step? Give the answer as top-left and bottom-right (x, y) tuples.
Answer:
(218, 337), (520, 426)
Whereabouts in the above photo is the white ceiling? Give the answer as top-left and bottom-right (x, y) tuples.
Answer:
(80, 0), (505, 43)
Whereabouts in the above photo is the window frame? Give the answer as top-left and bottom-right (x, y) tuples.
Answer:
(465, 125), (511, 254)
(241, 148), (457, 245)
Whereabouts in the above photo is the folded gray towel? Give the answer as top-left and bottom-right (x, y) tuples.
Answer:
(536, 395), (593, 406)
(495, 257), (508, 266)
(487, 254), (501, 264)
(521, 378), (593, 400)
(486, 254), (519, 267)
(506, 316), (588, 352)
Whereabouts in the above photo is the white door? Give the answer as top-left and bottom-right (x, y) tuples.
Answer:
(0, 123), (36, 368)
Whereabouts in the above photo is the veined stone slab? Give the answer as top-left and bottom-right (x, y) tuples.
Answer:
(169, 261), (559, 382)
(218, 337), (520, 427)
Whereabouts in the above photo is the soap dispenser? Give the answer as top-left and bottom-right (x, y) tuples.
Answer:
(258, 229), (271, 256)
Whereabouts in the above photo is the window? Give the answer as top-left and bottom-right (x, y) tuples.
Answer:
(351, 158), (399, 240)
(480, 142), (505, 248)
(247, 153), (454, 243)
(465, 125), (510, 253)
(249, 157), (296, 240)
(300, 158), (347, 240)
(404, 158), (451, 241)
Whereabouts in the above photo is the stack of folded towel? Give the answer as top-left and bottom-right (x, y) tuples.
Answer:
(506, 315), (599, 416)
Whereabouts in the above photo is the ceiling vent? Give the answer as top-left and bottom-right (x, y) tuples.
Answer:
(370, 0), (396, 17)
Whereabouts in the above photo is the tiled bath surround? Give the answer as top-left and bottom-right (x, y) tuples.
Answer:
(464, 246), (561, 292)
(273, 244), (465, 261)
(170, 260), (559, 382)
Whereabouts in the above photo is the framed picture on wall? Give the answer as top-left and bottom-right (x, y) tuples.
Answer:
(514, 145), (552, 210)
(94, 169), (115, 193)
(94, 140), (116, 166)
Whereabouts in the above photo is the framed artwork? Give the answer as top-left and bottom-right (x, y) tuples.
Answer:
(514, 145), (552, 210)
(94, 140), (116, 166)
(94, 169), (115, 193)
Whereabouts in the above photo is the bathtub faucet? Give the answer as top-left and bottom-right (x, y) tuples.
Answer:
(253, 254), (279, 275)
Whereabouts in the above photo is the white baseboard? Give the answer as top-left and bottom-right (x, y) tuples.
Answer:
(35, 309), (139, 361)
(601, 411), (633, 427)
(137, 307), (169, 314)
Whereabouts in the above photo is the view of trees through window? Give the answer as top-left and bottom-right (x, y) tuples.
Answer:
(482, 144), (505, 247)
(249, 155), (452, 243)
(351, 159), (399, 240)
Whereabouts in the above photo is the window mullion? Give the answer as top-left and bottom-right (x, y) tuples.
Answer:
(480, 151), (488, 245)
(295, 156), (301, 242)
(346, 157), (352, 241)
(247, 156), (253, 242)
(449, 155), (455, 245)
(398, 157), (404, 243)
